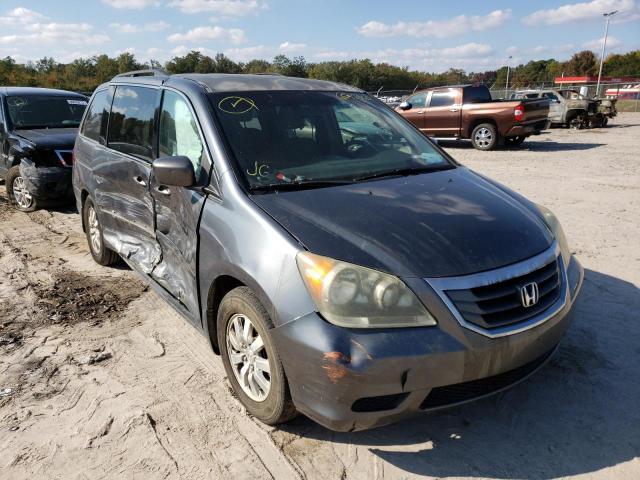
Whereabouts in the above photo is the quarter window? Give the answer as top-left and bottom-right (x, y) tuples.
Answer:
(159, 90), (206, 181)
(81, 89), (109, 144)
(107, 86), (160, 160)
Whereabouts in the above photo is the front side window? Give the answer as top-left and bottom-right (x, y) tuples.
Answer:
(81, 89), (109, 144)
(108, 85), (160, 160)
(159, 90), (206, 181)
(211, 91), (453, 191)
(429, 90), (456, 108)
(6, 95), (87, 129)
(407, 92), (427, 108)
(542, 92), (560, 102)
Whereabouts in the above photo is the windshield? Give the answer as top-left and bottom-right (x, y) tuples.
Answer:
(210, 91), (453, 190)
(6, 95), (87, 129)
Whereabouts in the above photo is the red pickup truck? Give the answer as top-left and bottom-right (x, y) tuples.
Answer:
(396, 85), (550, 150)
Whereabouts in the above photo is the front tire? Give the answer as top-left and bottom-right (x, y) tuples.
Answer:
(471, 123), (499, 150)
(218, 287), (297, 425)
(6, 166), (38, 212)
(83, 198), (119, 266)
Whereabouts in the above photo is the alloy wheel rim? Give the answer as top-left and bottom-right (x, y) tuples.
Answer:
(475, 128), (492, 148)
(88, 207), (102, 254)
(12, 176), (33, 209)
(226, 313), (271, 402)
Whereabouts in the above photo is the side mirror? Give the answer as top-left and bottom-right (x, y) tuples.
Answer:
(153, 155), (196, 187)
(398, 101), (412, 111)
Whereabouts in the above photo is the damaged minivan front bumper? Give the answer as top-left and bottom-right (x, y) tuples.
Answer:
(272, 252), (583, 432)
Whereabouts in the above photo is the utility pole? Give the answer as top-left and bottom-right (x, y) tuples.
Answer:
(596, 10), (618, 97)
(505, 55), (512, 99)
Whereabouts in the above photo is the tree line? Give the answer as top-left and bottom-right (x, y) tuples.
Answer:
(1, 49), (638, 94)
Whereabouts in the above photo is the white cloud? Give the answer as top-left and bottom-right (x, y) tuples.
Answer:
(278, 42), (307, 53)
(168, 0), (268, 16)
(109, 21), (170, 33)
(357, 9), (511, 38)
(523, 0), (635, 25)
(0, 7), (46, 26)
(225, 45), (270, 60)
(0, 22), (110, 45)
(582, 35), (623, 49)
(440, 43), (493, 57)
(101, 0), (159, 9)
(314, 50), (350, 60)
(168, 25), (246, 44)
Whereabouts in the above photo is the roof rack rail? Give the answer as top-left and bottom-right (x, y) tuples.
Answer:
(253, 72), (283, 76)
(113, 69), (169, 79)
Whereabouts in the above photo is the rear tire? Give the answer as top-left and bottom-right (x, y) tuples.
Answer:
(6, 166), (38, 212)
(83, 198), (119, 266)
(218, 286), (297, 425)
(471, 123), (499, 150)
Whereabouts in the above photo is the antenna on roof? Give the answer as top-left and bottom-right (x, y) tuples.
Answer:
(113, 69), (169, 79)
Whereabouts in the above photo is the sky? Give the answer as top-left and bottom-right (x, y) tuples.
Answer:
(1, 0), (639, 72)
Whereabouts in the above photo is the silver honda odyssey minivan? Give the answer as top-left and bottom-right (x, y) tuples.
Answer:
(73, 71), (583, 431)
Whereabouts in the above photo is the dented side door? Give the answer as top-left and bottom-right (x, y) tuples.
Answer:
(94, 85), (162, 273)
(148, 88), (210, 319)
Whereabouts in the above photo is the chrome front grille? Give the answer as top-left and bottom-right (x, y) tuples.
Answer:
(445, 258), (561, 329)
(425, 242), (567, 338)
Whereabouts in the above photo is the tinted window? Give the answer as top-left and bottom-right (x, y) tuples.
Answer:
(407, 92), (427, 108)
(6, 95), (87, 129)
(81, 89), (109, 144)
(542, 92), (560, 101)
(159, 91), (206, 181)
(108, 86), (159, 160)
(463, 86), (492, 103)
(429, 90), (456, 108)
(211, 91), (452, 190)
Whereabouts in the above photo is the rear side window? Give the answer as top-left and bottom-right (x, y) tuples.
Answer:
(81, 89), (109, 144)
(108, 86), (160, 160)
(429, 90), (456, 108)
(463, 86), (492, 104)
(542, 92), (560, 101)
(159, 90), (206, 181)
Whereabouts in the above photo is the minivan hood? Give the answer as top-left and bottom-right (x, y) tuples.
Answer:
(251, 167), (553, 278)
(15, 128), (78, 149)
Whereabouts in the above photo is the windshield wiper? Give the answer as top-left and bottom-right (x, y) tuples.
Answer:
(250, 179), (353, 193)
(353, 164), (454, 182)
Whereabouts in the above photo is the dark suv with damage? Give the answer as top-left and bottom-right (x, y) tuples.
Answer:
(73, 71), (584, 431)
(0, 87), (87, 211)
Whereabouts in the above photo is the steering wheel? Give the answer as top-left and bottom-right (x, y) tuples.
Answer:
(345, 136), (378, 158)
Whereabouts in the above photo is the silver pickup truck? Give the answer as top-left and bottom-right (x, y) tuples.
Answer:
(511, 89), (616, 129)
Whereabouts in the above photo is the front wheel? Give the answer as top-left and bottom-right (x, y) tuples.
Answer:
(218, 287), (297, 425)
(6, 166), (38, 212)
(471, 123), (499, 150)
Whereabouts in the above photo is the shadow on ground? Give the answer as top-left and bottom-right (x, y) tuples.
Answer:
(282, 268), (640, 478)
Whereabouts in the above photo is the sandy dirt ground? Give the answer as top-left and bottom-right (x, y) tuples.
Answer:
(0, 114), (639, 480)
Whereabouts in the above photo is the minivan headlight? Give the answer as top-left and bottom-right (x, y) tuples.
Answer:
(296, 252), (437, 328)
(536, 204), (571, 268)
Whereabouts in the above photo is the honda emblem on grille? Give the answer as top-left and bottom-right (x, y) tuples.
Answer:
(520, 282), (539, 308)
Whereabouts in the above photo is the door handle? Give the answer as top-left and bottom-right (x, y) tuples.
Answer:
(133, 176), (146, 186)
(449, 108), (459, 112)
(156, 185), (171, 196)
(417, 110), (425, 114)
